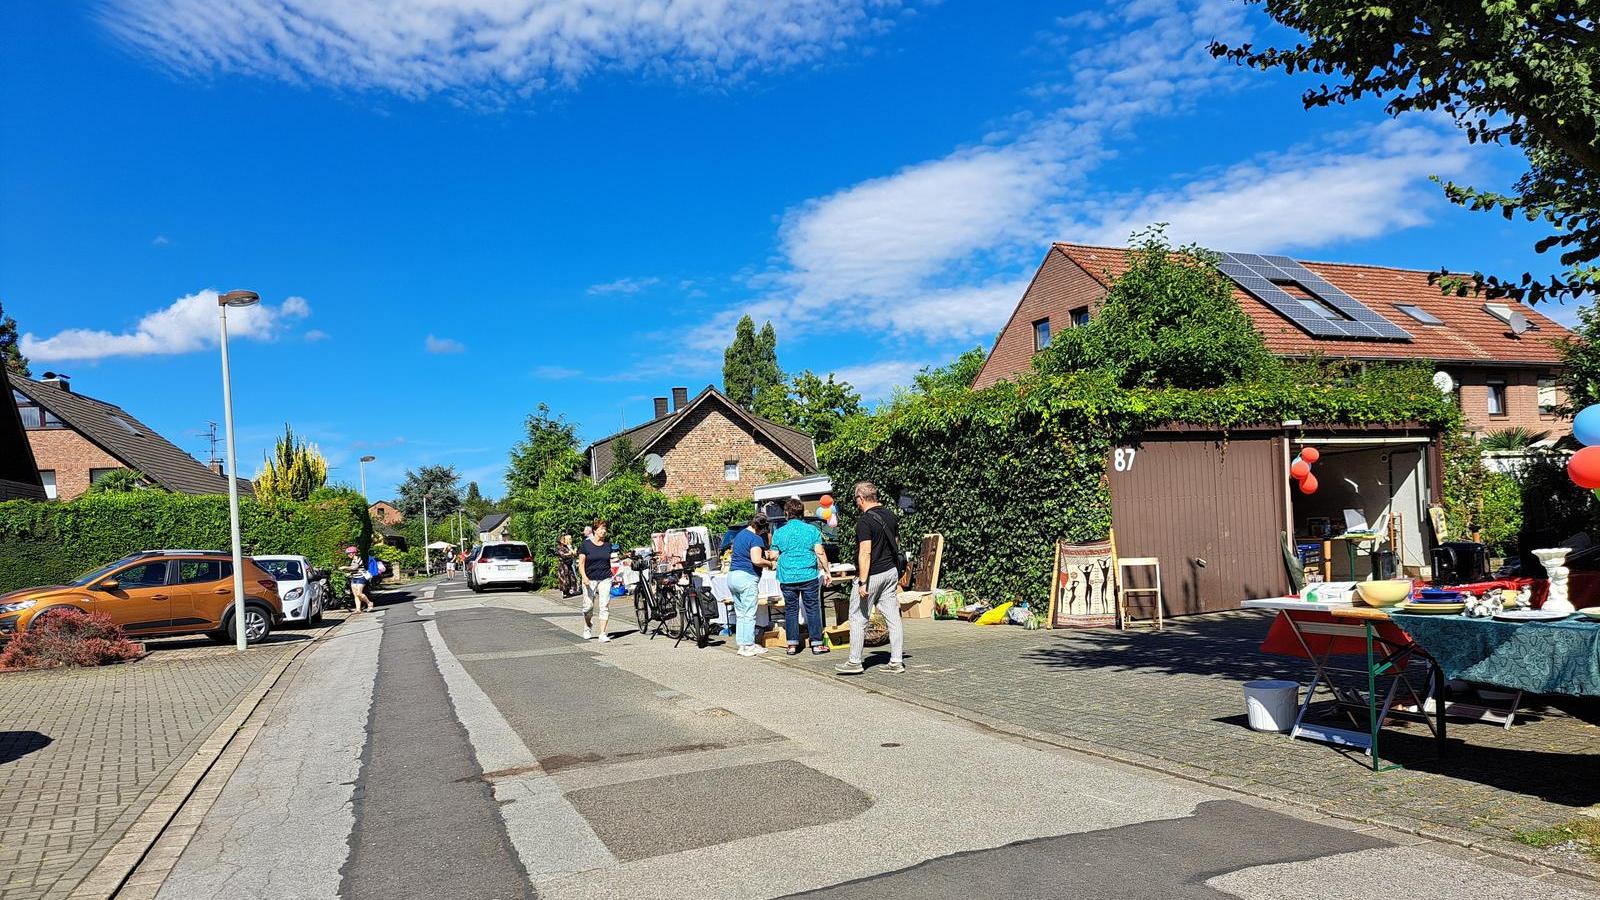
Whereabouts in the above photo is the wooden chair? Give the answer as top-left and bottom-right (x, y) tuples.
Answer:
(1116, 557), (1164, 631)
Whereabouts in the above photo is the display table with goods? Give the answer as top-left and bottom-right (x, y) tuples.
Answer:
(1242, 597), (1446, 771)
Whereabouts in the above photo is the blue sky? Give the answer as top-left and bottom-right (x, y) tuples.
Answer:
(1, 0), (1578, 500)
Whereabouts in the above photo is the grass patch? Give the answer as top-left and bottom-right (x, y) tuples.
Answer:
(1515, 819), (1600, 859)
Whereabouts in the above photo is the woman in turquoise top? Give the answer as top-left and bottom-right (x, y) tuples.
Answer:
(772, 498), (832, 655)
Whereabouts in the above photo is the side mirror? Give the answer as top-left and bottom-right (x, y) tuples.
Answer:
(97, 580), (120, 592)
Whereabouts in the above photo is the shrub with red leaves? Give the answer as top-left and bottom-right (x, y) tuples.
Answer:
(0, 608), (144, 670)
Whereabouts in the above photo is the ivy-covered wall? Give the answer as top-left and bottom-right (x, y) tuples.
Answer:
(821, 365), (1458, 608)
(0, 491), (372, 594)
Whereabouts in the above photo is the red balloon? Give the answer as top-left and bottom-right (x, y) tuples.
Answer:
(820, 494), (834, 506)
(1569, 446), (1600, 489)
(1299, 473), (1320, 494)
(1299, 447), (1321, 464)
(1290, 459), (1311, 480)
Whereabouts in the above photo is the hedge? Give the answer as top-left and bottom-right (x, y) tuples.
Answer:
(0, 490), (372, 594)
(820, 364), (1459, 609)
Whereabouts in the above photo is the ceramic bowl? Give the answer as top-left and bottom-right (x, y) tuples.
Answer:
(1357, 580), (1412, 607)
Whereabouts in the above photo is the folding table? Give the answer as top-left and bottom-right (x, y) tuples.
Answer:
(1244, 599), (1446, 771)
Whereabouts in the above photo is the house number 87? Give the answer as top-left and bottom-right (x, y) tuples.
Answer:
(1113, 447), (1137, 472)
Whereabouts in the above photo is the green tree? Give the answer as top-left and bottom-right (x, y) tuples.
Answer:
(461, 482), (497, 521)
(722, 315), (783, 409)
(505, 404), (582, 496)
(0, 300), (29, 377)
(85, 469), (153, 495)
(253, 425), (329, 502)
(754, 370), (863, 445)
(1213, 0), (1600, 303)
(1033, 228), (1277, 388)
(609, 435), (648, 480)
(913, 346), (986, 394)
(1557, 302), (1600, 415)
(396, 465), (462, 517)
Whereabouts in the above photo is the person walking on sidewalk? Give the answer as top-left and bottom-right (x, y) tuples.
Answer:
(555, 534), (580, 597)
(344, 546), (374, 614)
(773, 498), (830, 656)
(579, 520), (615, 642)
(728, 514), (776, 657)
(836, 481), (904, 675)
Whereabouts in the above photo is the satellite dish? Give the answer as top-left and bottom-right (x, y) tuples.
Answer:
(1432, 371), (1456, 394)
(643, 453), (665, 476)
(1508, 311), (1530, 335)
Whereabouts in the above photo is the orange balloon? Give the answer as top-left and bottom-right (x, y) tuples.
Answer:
(820, 494), (834, 506)
(1299, 447), (1321, 464)
(1299, 473), (1320, 494)
(1290, 459), (1311, 480)
(1569, 446), (1600, 489)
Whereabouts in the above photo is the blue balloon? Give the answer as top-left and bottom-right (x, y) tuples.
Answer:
(1576, 405), (1600, 447)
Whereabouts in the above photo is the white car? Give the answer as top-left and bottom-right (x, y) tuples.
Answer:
(468, 541), (535, 592)
(253, 555), (327, 625)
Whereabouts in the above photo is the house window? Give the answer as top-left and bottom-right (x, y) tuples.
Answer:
(1538, 375), (1559, 415)
(89, 467), (122, 484)
(40, 470), (56, 500)
(1070, 307), (1090, 327)
(12, 391), (63, 430)
(724, 460), (740, 482)
(1032, 318), (1051, 351)
(1486, 376), (1508, 417)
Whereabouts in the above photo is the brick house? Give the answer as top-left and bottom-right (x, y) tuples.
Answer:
(584, 385), (817, 502)
(0, 368), (46, 500)
(975, 243), (1574, 437)
(368, 501), (405, 526)
(10, 373), (242, 500)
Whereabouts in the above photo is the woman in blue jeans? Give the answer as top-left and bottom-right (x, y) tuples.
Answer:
(773, 498), (831, 655)
(727, 515), (775, 657)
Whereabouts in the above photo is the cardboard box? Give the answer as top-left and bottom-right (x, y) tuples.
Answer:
(758, 627), (788, 648)
(898, 590), (935, 619)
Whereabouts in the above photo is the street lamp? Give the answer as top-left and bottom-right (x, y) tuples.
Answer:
(359, 455), (376, 498)
(217, 289), (259, 652)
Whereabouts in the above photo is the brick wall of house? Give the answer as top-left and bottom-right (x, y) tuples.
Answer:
(26, 428), (125, 501)
(973, 248), (1105, 389)
(657, 404), (800, 501)
(1451, 368), (1570, 438)
(369, 502), (405, 526)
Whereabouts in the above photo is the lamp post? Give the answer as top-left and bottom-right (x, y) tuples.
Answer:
(359, 455), (376, 498)
(423, 492), (431, 575)
(217, 290), (259, 652)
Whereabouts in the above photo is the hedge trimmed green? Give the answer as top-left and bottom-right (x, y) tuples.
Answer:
(0, 491), (372, 594)
(821, 364), (1458, 609)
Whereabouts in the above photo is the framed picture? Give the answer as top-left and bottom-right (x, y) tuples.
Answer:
(1047, 536), (1118, 629)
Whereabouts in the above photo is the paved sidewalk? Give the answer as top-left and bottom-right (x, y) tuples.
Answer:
(0, 623), (335, 900)
(769, 609), (1600, 879)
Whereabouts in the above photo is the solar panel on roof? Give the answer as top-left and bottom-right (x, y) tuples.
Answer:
(1215, 252), (1412, 342)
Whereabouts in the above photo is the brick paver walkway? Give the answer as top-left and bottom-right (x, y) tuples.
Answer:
(772, 610), (1600, 874)
(0, 633), (314, 900)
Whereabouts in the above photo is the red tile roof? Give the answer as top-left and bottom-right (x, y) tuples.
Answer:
(1053, 243), (1569, 366)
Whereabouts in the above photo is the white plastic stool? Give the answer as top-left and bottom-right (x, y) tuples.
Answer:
(1244, 680), (1299, 733)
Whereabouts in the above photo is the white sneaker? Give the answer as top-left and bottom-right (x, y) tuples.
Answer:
(736, 645), (757, 657)
(749, 645), (770, 655)
(598, 633), (612, 643)
(582, 628), (593, 640)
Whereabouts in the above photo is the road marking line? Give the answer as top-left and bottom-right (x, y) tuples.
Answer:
(420, 620), (616, 879)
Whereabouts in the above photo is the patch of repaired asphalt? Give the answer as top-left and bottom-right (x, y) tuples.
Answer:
(781, 799), (1388, 899)
(564, 760), (871, 862)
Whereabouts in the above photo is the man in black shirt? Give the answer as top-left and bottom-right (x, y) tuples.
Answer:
(578, 519), (615, 643)
(835, 481), (905, 675)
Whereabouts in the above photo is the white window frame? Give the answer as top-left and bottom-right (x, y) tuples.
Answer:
(723, 460), (740, 482)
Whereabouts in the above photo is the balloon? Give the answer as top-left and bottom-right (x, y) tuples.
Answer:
(1299, 473), (1319, 495)
(1290, 459), (1310, 480)
(820, 494), (834, 506)
(1299, 447), (1321, 464)
(1575, 406), (1600, 447)
(1570, 446), (1600, 489)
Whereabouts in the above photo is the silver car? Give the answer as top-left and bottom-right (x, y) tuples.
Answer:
(252, 555), (327, 625)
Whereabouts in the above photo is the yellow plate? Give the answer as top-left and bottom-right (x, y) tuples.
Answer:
(1397, 601), (1466, 615)
(1579, 607), (1600, 620)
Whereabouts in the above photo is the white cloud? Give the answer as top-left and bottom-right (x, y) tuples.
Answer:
(587, 276), (661, 295)
(834, 359), (927, 401)
(425, 334), (465, 354)
(99, 0), (901, 100)
(151, 234), (170, 246)
(1075, 121), (1475, 252)
(304, 329), (330, 342)
(21, 289), (311, 362)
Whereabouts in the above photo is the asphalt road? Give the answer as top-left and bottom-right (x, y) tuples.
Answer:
(152, 578), (1600, 900)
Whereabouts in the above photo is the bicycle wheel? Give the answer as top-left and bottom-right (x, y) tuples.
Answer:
(661, 585), (685, 641)
(684, 587), (709, 648)
(634, 583), (650, 634)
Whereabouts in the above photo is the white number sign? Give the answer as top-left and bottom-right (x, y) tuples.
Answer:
(1112, 447), (1137, 472)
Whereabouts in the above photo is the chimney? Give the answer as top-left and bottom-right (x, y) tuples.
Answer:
(671, 387), (688, 411)
(41, 371), (71, 392)
(209, 460), (224, 476)
(653, 397), (669, 419)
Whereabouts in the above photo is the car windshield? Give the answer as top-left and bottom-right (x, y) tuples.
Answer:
(255, 559), (303, 581)
(70, 555), (141, 587)
(481, 544), (528, 560)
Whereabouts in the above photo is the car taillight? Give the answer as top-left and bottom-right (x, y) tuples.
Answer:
(521, 554), (532, 562)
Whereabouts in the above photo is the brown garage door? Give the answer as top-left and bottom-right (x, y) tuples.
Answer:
(1109, 435), (1290, 616)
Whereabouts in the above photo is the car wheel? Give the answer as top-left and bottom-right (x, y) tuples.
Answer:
(471, 579), (483, 594)
(226, 606), (273, 645)
(311, 602), (324, 625)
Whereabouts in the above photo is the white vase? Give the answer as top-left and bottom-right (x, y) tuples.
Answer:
(1533, 547), (1575, 614)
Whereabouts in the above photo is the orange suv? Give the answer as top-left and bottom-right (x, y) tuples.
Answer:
(0, 550), (283, 645)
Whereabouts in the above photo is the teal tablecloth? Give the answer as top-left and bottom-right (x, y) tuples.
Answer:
(1389, 613), (1600, 696)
